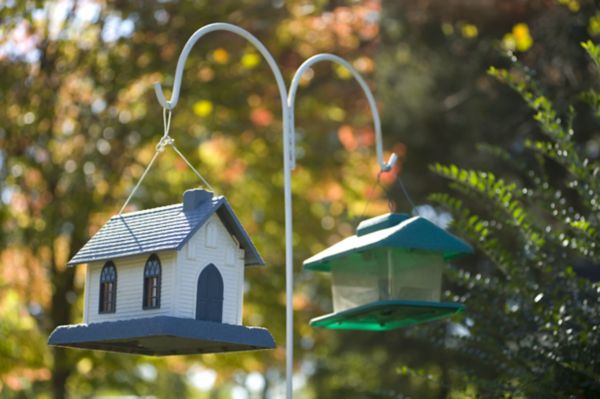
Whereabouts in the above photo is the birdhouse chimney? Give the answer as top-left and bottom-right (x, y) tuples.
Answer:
(183, 189), (214, 212)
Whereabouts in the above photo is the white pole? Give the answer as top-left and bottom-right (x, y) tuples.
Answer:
(152, 23), (295, 399)
(154, 28), (397, 399)
(285, 57), (396, 397)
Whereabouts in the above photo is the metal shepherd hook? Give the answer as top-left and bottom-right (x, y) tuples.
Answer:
(287, 53), (398, 172)
(152, 22), (295, 399)
(153, 23), (397, 399)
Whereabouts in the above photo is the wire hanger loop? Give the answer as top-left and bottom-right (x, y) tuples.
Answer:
(117, 108), (215, 215)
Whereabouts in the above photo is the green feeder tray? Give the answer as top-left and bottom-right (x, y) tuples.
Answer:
(309, 299), (465, 331)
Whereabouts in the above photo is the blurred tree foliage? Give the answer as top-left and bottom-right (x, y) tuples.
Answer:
(427, 39), (600, 397)
(1, 0), (599, 398)
(0, 0), (387, 397)
(309, 1), (600, 398)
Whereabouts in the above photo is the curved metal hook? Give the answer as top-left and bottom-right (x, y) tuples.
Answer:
(153, 23), (295, 399)
(287, 53), (397, 173)
(153, 22), (289, 120)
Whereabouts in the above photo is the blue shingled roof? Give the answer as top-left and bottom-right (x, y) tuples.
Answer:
(68, 190), (264, 267)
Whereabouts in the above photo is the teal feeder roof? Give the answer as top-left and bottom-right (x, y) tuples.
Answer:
(303, 213), (474, 272)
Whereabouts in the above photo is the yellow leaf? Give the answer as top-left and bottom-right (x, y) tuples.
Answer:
(334, 64), (352, 80)
(588, 12), (600, 36)
(241, 52), (260, 69)
(327, 106), (346, 122)
(512, 23), (533, 52)
(193, 100), (213, 117)
(461, 23), (478, 39)
(559, 0), (580, 12)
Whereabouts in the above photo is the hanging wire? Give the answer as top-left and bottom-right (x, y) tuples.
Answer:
(383, 174), (419, 215)
(359, 170), (384, 221)
(396, 176), (417, 211)
(118, 108), (215, 215)
(170, 144), (215, 192)
(358, 168), (419, 222)
(118, 151), (161, 215)
(163, 107), (171, 138)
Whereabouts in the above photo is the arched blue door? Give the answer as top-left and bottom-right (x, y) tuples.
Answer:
(196, 264), (224, 322)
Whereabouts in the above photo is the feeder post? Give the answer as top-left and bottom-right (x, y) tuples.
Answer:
(153, 29), (399, 399)
(152, 23), (295, 399)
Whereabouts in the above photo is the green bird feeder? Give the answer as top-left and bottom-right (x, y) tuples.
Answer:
(303, 213), (473, 331)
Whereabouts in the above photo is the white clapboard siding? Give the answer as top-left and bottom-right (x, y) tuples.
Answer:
(86, 252), (176, 324)
(175, 214), (245, 325)
(83, 263), (91, 323)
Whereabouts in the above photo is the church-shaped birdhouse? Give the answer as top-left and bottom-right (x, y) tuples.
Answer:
(49, 189), (275, 355)
(303, 213), (473, 331)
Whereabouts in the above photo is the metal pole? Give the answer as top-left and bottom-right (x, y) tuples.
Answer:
(154, 28), (396, 399)
(152, 23), (295, 399)
(285, 57), (396, 398)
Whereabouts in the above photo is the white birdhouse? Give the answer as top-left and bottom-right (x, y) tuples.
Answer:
(48, 189), (275, 355)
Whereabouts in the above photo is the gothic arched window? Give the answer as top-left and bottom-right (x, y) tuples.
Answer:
(143, 254), (161, 309)
(99, 261), (117, 313)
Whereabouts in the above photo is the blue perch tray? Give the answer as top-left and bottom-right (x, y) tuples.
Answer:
(48, 316), (275, 356)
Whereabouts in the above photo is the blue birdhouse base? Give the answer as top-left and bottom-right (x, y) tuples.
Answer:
(309, 299), (464, 331)
(48, 316), (276, 356)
